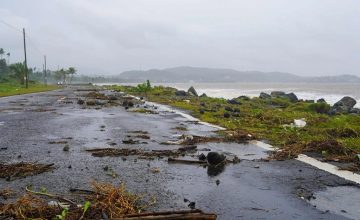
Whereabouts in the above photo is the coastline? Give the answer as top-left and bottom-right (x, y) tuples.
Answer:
(145, 98), (360, 185)
(98, 82), (360, 107)
(106, 83), (360, 173)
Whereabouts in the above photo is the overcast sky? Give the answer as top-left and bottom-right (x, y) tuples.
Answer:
(1, 0), (360, 76)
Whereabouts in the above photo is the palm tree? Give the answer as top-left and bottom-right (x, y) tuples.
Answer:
(0, 48), (4, 60)
(6, 52), (10, 64)
(9, 63), (26, 84)
(67, 67), (77, 84)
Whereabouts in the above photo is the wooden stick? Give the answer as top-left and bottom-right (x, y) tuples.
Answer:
(105, 209), (217, 220)
(178, 145), (197, 151)
(168, 158), (207, 165)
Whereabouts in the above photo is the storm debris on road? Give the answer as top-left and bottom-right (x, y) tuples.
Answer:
(0, 182), (158, 219)
(48, 140), (68, 144)
(86, 148), (184, 158)
(271, 139), (360, 165)
(0, 162), (55, 180)
(162, 131), (254, 146)
(0, 189), (13, 200)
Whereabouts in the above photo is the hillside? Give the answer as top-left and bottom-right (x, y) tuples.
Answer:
(116, 66), (360, 83)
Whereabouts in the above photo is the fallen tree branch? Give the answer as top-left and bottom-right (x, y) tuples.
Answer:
(168, 158), (207, 165)
(106, 209), (217, 220)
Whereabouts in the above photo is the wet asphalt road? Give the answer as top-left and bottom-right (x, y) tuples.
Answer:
(0, 86), (359, 220)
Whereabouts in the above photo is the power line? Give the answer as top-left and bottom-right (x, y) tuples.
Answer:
(26, 33), (43, 55)
(0, 19), (22, 33)
(1, 19), (45, 70)
(1, 19), (43, 54)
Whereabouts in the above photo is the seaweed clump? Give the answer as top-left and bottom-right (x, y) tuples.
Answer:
(0, 162), (55, 180)
(0, 182), (155, 219)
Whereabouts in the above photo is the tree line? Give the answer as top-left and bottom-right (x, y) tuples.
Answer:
(0, 47), (77, 85)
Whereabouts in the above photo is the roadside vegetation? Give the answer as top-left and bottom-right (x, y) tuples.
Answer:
(0, 83), (59, 97)
(0, 47), (77, 97)
(106, 83), (360, 165)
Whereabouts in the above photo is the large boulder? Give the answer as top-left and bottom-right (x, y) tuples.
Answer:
(349, 108), (360, 114)
(271, 91), (286, 97)
(187, 86), (198, 96)
(223, 112), (230, 118)
(224, 106), (234, 112)
(284, 92), (298, 102)
(175, 90), (187, 96)
(227, 98), (241, 105)
(330, 96), (357, 114)
(207, 152), (226, 165)
(259, 92), (271, 99)
(237, 96), (250, 101)
(317, 98), (326, 103)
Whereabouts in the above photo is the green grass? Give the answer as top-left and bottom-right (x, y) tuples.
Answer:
(0, 83), (60, 97)
(106, 84), (360, 152)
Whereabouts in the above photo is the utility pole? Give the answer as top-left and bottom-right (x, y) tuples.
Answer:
(23, 28), (29, 88)
(42, 64), (45, 84)
(44, 55), (47, 86)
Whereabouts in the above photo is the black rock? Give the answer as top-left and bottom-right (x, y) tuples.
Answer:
(224, 106), (233, 112)
(198, 153), (206, 161)
(238, 96), (250, 101)
(317, 98), (326, 103)
(223, 112), (230, 118)
(63, 145), (70, 152)
(207, 152), (226, 165)
(285, 92), (298, 102)
(227, 99), (241, 105)
(199, 109), (205, 114)
(259, 92), (271, 99)
(330, 96), (357, 114)
(271, 91), (286, 97)
(207, 164), (226, 176)
(349, 108), (360, 114)
(188, 202), (196, 209)
(175, 90), (187, 96)
(77, 99), (85, 105)
(187, 86), (198, 96)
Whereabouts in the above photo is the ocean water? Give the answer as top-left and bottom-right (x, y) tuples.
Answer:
(100, 82), (360, 108)
(156, 82), (360, 108)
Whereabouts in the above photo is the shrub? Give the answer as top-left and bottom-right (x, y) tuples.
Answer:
(308, 103), (330, 114)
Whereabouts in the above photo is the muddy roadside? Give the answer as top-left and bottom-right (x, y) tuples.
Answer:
(0, 85), (359, 219)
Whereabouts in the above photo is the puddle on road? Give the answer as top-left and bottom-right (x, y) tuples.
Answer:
(309, 186), (360, 219)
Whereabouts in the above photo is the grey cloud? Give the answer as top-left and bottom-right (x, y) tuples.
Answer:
(1, 0), (360, 76)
